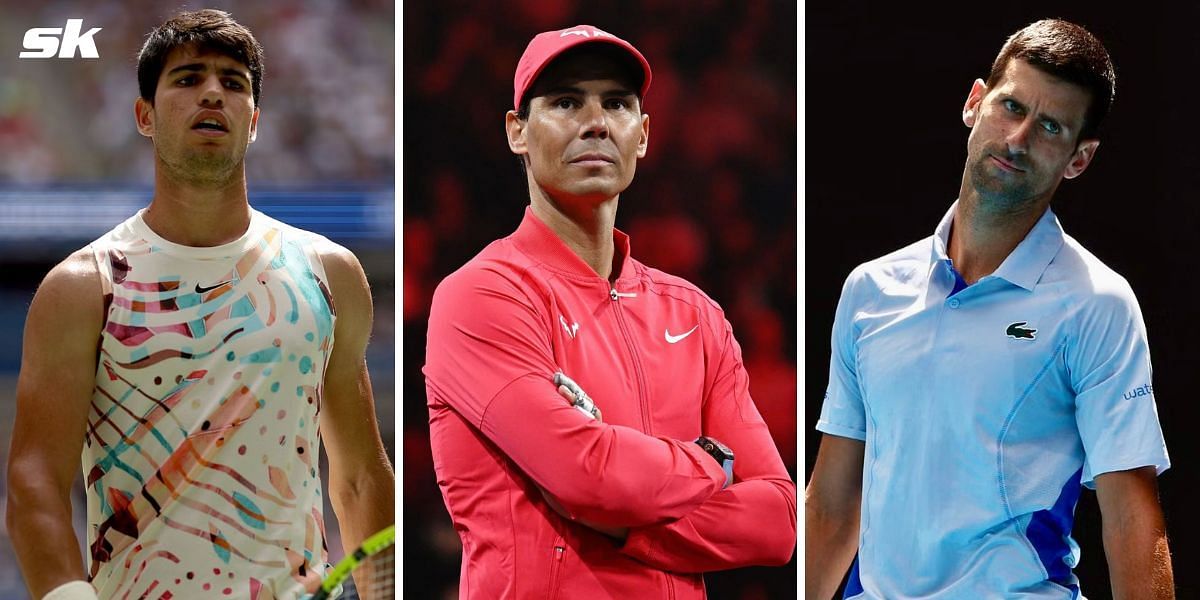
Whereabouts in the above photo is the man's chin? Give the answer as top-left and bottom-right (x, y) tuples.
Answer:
(162, 153), (243, 185)
(544, 180), (628, 203)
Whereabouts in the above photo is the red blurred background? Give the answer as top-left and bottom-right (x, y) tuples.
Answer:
(402, 0), (797, 597)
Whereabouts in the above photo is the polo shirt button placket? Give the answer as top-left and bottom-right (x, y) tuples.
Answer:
(948, 298), (961, 309)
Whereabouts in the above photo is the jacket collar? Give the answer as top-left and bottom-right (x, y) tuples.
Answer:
(510, 206), (636, 282)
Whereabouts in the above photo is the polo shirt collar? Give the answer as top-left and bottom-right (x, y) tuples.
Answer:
(511, 206), (636, 281)
(932, 200), (1065, 292)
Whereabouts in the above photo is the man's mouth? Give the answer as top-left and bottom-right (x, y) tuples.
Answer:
(192, 118), (228, 132)
(989, 155), (1025, 173)
(570, 152), (615, 166)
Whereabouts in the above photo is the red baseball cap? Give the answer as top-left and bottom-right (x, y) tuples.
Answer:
(513, 24), (652, 111)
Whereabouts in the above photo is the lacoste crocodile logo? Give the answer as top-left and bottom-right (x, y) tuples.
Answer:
(1006, 321), (1037, 340)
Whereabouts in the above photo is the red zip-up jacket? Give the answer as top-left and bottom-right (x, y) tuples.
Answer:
(424, 207), (796, 599)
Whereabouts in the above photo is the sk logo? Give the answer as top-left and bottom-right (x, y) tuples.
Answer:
(560, 315), (579, 339)
(1006, 321), (1037, 340)
(20, 19), (102, 59)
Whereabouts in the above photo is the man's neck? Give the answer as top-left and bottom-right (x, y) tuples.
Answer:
(529, 185), (619, 281)
(948, 192), (1048, 284)
(144, 166), (252, 247)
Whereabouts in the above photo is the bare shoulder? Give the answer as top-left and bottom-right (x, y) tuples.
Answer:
(21, 247), (105, 371)
(313, 239), (368, 285)
(312, 238), (373, 322)
(31, 247), (104, 322)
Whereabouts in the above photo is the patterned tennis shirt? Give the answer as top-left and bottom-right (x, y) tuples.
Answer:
(85, 209), (336, 600)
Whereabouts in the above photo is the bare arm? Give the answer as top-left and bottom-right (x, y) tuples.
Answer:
(1094, 466), (1174, 599)
(805, 434), (864, 600)
(318, 243), (395, 591)
(6, 250), (104, 598)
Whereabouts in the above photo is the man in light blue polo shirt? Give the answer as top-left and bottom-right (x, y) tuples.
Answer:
(806, 19), (1174, 599)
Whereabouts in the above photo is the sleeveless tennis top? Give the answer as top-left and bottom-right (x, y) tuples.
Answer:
(85, 208), (337, 600)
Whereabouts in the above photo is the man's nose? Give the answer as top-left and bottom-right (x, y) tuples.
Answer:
(579, 99), (608, 140)
(1005, 117), (1034, 154)
(198, 77), (225, 108)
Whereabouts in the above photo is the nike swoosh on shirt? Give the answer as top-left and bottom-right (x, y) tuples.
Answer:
(664, 325), (699, 344)
(195, 280), (233, 294)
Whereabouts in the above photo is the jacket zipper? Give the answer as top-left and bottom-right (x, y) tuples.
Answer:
(548, 541), (565, 598)
(610, 287), (652, 434)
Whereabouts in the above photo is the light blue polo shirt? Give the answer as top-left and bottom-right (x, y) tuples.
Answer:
(818, 202), (1170, 599)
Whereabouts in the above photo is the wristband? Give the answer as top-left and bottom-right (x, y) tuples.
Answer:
(694, 436), (735, 489)
(42, 581), (98, 600)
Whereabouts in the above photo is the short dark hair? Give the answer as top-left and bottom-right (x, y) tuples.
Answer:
(137, 9), (264, 106)
(987, 19), (1114, 140)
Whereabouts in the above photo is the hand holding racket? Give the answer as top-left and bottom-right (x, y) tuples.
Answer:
(311, 525), (395, 600)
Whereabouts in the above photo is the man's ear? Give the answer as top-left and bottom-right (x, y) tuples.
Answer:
(1063, 139), (1100, 179)
(135, 97), (155, 138)
(248, 107), (260, 143)
(963, 78), (987, 128)
(506, 110), (527, 156)
(636, 112), (650, 159)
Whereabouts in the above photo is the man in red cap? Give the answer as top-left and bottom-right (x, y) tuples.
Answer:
(424, 24), (796, 598)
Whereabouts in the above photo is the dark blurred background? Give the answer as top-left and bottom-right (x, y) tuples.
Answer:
(807, 4), (1195, 599)
(0, 1), (393, 596)
(403, 0), (797, 597)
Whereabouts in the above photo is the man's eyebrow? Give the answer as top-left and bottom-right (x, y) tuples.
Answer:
(220, 67), (251, 80)
(165, 63), (251, 80)
(1000, 94), (1070, 127)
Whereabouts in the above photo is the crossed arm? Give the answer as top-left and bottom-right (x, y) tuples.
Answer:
(425, 269), (796, 571)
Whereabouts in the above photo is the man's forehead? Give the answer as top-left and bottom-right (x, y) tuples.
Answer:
(992, 61), (1089, 99)
(161, 44), (251, 75)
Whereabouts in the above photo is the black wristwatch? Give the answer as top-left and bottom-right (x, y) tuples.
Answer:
(694, 436), (734, 489)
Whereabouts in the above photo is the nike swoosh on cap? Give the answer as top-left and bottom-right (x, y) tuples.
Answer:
(664, 325), (699, 344)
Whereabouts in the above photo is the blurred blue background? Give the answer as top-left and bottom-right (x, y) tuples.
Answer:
(0, 0), (393, 596)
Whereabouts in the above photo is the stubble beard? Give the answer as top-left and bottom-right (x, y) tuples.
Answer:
(157, 140), (245, 188)
(967, 152), (1041, 216)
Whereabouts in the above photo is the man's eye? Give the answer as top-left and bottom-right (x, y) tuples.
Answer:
(555, 98), (576, 109)
(1002, 99), (1022, 113)
(225, 80), (244, 90)
(605, 98), (629, 110)
(1041, 120), (1062, 135)
(176, 76), (194, 86)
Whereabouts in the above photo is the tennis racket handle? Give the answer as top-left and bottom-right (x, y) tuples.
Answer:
(42, 581), (98, 600)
